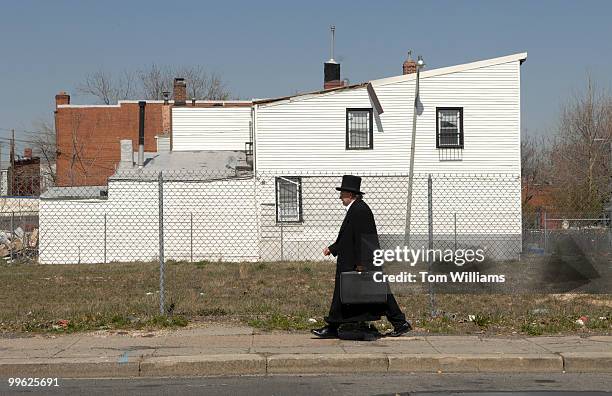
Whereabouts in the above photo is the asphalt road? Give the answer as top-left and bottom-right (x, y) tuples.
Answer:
(1, 373), (610, 396)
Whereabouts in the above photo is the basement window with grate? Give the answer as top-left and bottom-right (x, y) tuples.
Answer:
(346, 108), (373, 150)
(276, 177), (303, 223)
(436, 107), (464, 149)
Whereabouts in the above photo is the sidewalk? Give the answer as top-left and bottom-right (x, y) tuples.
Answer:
(1, 325), (610, 378)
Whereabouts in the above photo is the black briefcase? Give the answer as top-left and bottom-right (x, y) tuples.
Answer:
(339, 271), (389, 304)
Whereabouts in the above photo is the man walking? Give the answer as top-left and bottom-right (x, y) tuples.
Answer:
(311, 175), (412, 339)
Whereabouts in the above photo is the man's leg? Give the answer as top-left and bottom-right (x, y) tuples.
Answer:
(313, 276), (341, 338)
(385, 293), (408, 327)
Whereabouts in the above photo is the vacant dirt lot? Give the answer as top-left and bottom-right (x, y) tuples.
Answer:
(0, 260), (609, 335)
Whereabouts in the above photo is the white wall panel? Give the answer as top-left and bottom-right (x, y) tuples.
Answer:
(172, 107), (251, 151)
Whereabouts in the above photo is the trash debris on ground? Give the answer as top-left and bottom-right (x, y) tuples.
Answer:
(0, 226), (39, 259)
(575, 316), (589, 326)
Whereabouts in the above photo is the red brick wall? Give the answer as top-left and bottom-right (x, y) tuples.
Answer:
(55, 100), (252, 187)
(55, 103), (164, 186)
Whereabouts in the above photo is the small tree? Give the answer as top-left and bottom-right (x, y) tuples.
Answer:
(29, 119), (57, 189)
(77, 65), (232, 103)
(521, 134), (549, 207)
(77, 70), (137, 105)
(548, 77), (612, 214)
(138, 64), (173, 100)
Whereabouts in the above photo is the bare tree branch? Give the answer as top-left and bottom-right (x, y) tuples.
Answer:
(28, 119), (57, 187)
(138, 64), (173, 100)
(77, 69), (137, 104)
(548, 76), (612, 213)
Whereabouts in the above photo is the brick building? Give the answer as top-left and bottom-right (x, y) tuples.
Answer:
(8, 148), (41, 196)
(54, 78), (251, 186)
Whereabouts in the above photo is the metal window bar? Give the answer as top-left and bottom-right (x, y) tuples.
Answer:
(348, 110), (371, 148)
(276, 177), (301, 222)
(438, 109), (461, 148)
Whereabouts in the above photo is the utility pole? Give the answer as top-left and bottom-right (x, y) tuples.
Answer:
(607, 141), (612, 227)
(404, 55), (425, 246)
(9, 129), (14, 196)
(0, 143), (2, 195)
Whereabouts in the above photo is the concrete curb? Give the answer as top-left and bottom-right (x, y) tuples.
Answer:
(388, 354), (563, 373)
(267, 354), (388, 374)
(1, 353), (610, 378)
(561, 352), (612, 373)
(0, 357), (140, 378)
(140, 354), (266, 377)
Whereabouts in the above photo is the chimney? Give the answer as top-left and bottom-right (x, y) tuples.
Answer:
(137, 101), (145, 168)
(403, 51), (417, 75)
(120, 139), (134, 168)
(324, 26), (344, 90)
(173, 78), (186, 106)
(24, 148), (32, 158)
(55, 91), (70, 107)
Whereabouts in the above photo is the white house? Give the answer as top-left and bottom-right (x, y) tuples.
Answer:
(38, 52), (526, 264)
(251, 52), (525, 261)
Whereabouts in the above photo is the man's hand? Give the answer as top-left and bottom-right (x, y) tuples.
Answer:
(323, 247), (331, 256)
(355, 264), (365, 272)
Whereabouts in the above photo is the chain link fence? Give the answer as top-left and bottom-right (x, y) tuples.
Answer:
(1, 169), (609, 314)
(33, 170), (523, 264)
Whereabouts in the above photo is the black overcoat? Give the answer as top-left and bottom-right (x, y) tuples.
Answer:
(325, 199), (388, 324)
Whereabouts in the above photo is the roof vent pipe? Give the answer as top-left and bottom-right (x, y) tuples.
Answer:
(329, 25), (336, 63)
(138, 101), (146, 168)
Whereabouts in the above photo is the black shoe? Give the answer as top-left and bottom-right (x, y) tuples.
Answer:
(311, 325), (339, 339)
(387, 321), (412, 337)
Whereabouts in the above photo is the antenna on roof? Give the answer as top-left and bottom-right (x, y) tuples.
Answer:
(329, 25), (336, 63)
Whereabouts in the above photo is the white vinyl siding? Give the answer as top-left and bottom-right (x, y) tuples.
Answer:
(255, 60), (521, 175)
(172, 107), (251, 151)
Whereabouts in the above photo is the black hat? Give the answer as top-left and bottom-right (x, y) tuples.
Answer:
(335, 175), (364, 195)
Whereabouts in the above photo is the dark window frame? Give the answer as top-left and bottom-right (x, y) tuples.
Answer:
(275, 176), (303, 223)
(346, 108), (374, 150)
(436, 107), (464, 149)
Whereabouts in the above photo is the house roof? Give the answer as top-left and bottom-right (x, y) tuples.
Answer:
(57, 100), (253, 109)
(40, 185), (108, 200)
(254, 52), (527, 106)
(111, 150), (252, 181)
(370, 52), (527, 87)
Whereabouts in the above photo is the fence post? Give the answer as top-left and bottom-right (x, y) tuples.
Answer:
(103, 213), (107, 264)
(158, 171), (165, 315)
(427, 174), (436, 317)
(10, 211), (14, 261)
(190, 212), (193, 263)
(453, 213), (457, 252)
(280, 221), (284, 262)
(543, 211), (547, 253)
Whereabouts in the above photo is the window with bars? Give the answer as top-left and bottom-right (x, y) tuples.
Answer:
(275, 177), (302, 223)
(436, 107), (464, 149)
(346, 108), (373, 150)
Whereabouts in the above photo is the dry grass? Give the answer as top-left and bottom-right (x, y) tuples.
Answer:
(0, 260), (609, 335)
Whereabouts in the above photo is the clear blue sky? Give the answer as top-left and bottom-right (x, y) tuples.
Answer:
(1, 0), (611, 159)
